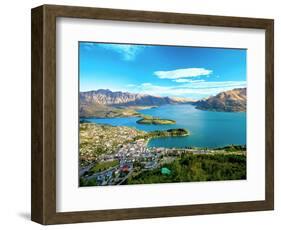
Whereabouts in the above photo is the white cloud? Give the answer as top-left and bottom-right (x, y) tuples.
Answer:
(154, 68), (213, 79)
(180, 81), (246, 89)
(141, 83), (152, 86)
(126, 84), (136, 87)
(128, 81), (246, 99)
(98, 44), (144, 61)
(173, 79), (205, 83)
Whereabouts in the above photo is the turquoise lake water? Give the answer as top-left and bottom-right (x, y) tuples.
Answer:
(82, 104), (246, 148)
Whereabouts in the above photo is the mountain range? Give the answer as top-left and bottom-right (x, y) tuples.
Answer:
(194, 88), (246, 112)
(80, 89), (194, 117)
(80, 89), (192, 106)
(80, 88), (246, 117)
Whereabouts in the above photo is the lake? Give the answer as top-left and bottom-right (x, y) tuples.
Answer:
(82, 104), (246, 148)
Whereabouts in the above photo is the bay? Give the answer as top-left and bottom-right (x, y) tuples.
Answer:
(82, 104), (246, 148)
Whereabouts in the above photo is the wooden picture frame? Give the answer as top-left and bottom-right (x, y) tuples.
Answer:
(31, 4), (274, 225)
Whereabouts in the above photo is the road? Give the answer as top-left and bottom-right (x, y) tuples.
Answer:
(117, 170), (133, 185)
(83, 165), (119, 181)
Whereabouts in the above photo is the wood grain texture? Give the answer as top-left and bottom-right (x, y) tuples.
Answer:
(265, 19), (274, 210)
(31, 4), (274, 225)
(31, 6), (44, 224)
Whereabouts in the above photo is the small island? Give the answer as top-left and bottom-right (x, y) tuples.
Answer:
(148, 128), (190, 137)
(136, 116), (176, 125)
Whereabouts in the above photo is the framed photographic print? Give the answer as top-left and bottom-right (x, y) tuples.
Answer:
(31, 4), (274, 225)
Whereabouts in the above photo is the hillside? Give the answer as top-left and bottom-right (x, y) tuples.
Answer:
(80, 89), (191, 106)
(194, 88), (246, 112)
(80, 89), (191, 117)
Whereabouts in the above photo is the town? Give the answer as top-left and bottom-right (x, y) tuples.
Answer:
(79, 123), (246, 186)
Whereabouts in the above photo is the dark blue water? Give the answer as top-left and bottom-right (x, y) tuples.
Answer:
(82, 104), (246, 148)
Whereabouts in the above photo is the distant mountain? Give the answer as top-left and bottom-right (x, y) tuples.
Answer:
(80, 89), (192, 117)
(194, 88), (246, 112)
(80, 89), (192, 106)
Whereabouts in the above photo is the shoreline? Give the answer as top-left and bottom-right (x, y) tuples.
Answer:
(80, 103), (247, 119)
(81, 122), (245, 151)
(79, 122), (246, 186)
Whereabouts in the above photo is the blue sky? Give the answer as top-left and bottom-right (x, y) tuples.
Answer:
(79, 42), (246, 99)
